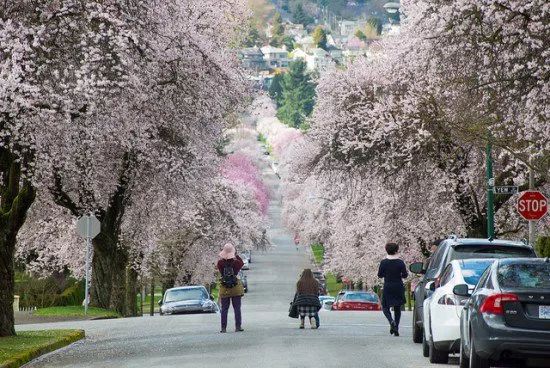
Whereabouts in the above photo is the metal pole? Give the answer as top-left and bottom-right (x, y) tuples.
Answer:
(529, 158), (536, 246)
(486, 140), (495, 239)
(85, 216), (90, 316)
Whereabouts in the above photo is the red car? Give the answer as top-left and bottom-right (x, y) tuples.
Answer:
(332, 291), (381, 311)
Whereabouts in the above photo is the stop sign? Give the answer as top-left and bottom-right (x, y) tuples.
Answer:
(517, 191), (548, 221)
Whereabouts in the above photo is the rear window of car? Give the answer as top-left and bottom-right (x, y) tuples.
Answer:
(165, 288), (206, 302)
(459, 260), (495, 285)
(343, 293), (379, 302)
(450, 245), (535, 262)
(497, 263), (550, 289)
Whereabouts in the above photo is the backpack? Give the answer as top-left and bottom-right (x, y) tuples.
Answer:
(221, 260), (238, 288)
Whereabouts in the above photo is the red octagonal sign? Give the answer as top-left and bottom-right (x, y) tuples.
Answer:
(517, 191), (548, 221)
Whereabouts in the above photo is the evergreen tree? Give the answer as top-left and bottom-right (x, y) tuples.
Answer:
(293, 3), (313, 27)
(269, 73), (284, 107)
(312, 26), (328, 50)
(276, 60), (315, 129)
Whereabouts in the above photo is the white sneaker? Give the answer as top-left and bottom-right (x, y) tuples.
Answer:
(310, 317), (317, 329)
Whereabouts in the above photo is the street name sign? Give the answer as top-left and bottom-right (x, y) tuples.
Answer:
(494, 186), (518, 195)
(517, 191), (548, 221)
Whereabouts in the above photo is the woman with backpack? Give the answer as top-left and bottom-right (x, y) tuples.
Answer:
(292, 269), (321, 329)
(377, 242), (408, 336)
(217, 243), (245, 333)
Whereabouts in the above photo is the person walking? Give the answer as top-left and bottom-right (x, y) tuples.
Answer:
(377, 242), (408, 336)
(292, 269), (321, 329)
(217, 243), (245, 333)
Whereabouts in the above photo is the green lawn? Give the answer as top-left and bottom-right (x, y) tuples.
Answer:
(0, 330), (84, 368)
(311, 244), (325, 265)
(310, 244), (342, 296)
(34, 306), (120, 319)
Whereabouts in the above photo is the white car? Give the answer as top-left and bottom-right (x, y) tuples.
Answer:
(423, 259), (495, 364)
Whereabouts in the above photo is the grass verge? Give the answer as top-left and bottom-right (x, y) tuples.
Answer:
(0, 329), (84, 368)
(33, 306), (120, 319)
(310, 244), (342, 296)
(311, 244), (324, 265)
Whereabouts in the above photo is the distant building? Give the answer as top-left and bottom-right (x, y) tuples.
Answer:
(260, 46), (290, 69)
(306, 48), (336, 72)
(326, 45), (343, 64)
(339, 20), (368, 37)
(239, 47), (265, 71)
(290, 48), (308, 62)
(284, 22), (307, 39)
(295, 35), (316, 52)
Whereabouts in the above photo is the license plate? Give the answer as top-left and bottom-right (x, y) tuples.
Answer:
(539, 305), (550, 319)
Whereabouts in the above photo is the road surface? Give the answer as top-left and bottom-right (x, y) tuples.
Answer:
(17, 161), (454, 368)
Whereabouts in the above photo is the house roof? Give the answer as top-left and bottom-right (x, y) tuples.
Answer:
(260, 46), (287, 54)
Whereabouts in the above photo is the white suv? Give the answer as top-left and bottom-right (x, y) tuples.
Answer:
(423, 259), (496, 364)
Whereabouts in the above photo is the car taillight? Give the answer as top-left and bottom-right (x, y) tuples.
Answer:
(480, 293), (518, 315)
(437, 294), (469, 306)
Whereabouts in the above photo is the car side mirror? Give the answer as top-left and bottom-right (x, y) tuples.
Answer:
(158, 300), (163, 306)
(425, 281), (436, 292)
(453, 284), (471, 297)
(409, 262), (425, 275)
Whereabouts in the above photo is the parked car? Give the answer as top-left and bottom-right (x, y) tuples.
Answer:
(423, 259), (495, 363)
(320, 296), (335, 311)
(409, 236), (537, 343)
(159, 286), (217, 315)
(239, 271), (248, 293)
(456, 258), (550, 368)
(332, 291), (381, 311)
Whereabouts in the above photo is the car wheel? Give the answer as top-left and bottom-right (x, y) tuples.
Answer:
(459, 338), (469, 368)
(469, 337), (490, 368)
(422, 330), (429, 358)
(429, 337), (449, 364)
(412, 308), (423, 343)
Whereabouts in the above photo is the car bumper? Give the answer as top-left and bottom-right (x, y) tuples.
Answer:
(474, 318), (550, 360)
(162, 306), (216, 314)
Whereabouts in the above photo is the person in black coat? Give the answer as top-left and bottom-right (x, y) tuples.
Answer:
(377, 242), (408, 336)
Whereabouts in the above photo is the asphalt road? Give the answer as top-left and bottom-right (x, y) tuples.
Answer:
(17, 162), (454, 368)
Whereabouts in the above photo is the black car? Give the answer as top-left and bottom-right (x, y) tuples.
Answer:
(409, 236), (537, 343)
(455, 258), (550, 368)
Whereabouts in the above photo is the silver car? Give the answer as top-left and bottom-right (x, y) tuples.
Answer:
(159, 286), (217, 315)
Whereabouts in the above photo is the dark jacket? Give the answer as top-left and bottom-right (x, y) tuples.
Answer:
(378, 258), (408, 307)
(289, 293), (321, 318)
(218, 255), (245, 299)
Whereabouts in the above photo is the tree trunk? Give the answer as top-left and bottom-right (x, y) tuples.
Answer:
(0, 234), (16, 337)
(90, 231), (128, 315)
(0, 150), (36, 336)
(125, 266), (138, 317)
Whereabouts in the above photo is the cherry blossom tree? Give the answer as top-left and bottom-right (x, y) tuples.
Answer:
(1, 0), (248, 335)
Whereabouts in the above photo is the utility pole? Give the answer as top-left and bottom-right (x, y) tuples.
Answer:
(486, 139), (495, 239)
(529, 156), (536, 245)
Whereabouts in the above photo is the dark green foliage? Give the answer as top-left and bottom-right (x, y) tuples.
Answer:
(269, 12), (285, 47)
(367, 17), (383, 35)
(355, 29), (367, 41)
(268, 73), (284, 107)
(15, 273), (84, 309)
(312, 26), (327, 50)
(282, 35), (295, 52)
(243, 26), (261, 47)
(292, 3), (313, 27)
(535, 236), (550, 257)
(276, 60), (316, 129)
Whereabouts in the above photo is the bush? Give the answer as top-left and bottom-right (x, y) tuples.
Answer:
(535, 236), (550, 258)
(15, 273), (84, 309)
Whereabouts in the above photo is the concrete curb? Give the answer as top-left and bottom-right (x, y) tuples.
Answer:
(0, 329), (85, 368)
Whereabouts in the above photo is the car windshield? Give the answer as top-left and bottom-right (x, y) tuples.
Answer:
(343, 293), (378, 302)
(497, 262), (550, 289)
(450, 245), (534, 262)
(459, 260), (494, 285)
(165, 288), (207, 303)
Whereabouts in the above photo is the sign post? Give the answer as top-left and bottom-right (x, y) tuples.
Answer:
(76, 214), (101, 315)
(517, 191), (548, 246)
